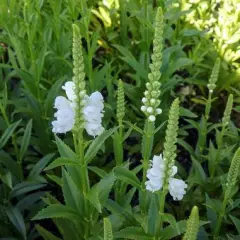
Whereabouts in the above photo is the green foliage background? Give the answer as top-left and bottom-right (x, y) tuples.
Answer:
(0, 0), (240, 239)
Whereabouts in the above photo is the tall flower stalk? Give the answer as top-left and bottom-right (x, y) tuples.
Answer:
(114, 80), (125, 202)
(145, 98), (187, 231)
(51, 24), (105, 238)
(159, 98), (182, 228)
(210, 94), (233, 178)
(141, 7), (164, 211)
(196, 58), (220, 155)
(214, 147), (240, 238)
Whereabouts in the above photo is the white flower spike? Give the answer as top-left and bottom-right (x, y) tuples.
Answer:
(145, 154), (188, 201)
(52, 82), (104, 137)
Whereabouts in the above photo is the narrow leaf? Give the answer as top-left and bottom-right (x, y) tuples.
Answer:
(0, 120), (21, 149)
(20, 119), (32, 161)
(36, 225), (62, 240)
(114, 166), (141, 189)
(45, 157), (80, 171)
(85, 127), (117, 164)
(32, 204), (79, 222)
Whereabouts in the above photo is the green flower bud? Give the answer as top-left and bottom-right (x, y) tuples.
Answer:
(207, 58), (220, 93)
(183, 206), (199, 240)
(117, 79), (125, 124)
(72, 24), (86, 130)
(222, 94), (233, 127)
(227, 147), (240, 188)
(162, 98), (180, 190)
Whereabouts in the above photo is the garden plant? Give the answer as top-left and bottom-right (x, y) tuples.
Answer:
(0, 0), (240, 240)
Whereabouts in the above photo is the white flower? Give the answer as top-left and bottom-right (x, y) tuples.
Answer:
(145, 154), (165, 192)
(145, 154), (188, 201)
(52, 97), (75, 133)
(52, 82), (104, 137)
(169, 178), (188, 201)
(83, 91), (105, 137)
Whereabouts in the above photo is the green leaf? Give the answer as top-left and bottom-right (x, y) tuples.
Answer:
(32, 204), (79, 222)
(229, 215), (240, 234)
(16, 69), (38, 97)
(0, 150), (22, 179)
(105, 199), (136, 224)
(124, 121), (144, 135)
(47, 174), (62, 186)
(45, 157), (80, 171)
(36, 225), (62, 240)
(62, 169), (83, 214)
(55, 136), (78, 160)
(19, 119), (32, 161)
(114, 227), (153, 240)
(192, 157), (207, 184)
(88, 166), (107, 178)
(85, 127), (117, 164)
(154, 121), (167, 134)
(6, 207), (26, 240)
(0, 120), (21, 149)
(147, 195), (159, 235)
(178, 139), (196, 158)
(29, 153), (55, 178)
(104, 218), (113, 240)
(161, 220), (187, 240)
(87, 173), (116, 213)
(55, 136), (81, 187)
(114, 166), (141, 189)
(205, 194), (217, 230)
(180, 107), (197, 118)
(10, 182), (46, 198)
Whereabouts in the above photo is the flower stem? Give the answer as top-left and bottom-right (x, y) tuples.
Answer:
(158, 191), (166, 230)
(141, 121), (155, 212)
(214, 191), (228, 238)
(73, 130), (90, 238)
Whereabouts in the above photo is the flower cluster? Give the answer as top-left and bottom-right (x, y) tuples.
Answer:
(145, 154), (187, 200)
(52, 81), (104, 137)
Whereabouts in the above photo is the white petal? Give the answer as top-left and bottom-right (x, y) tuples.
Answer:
(62, 81), (76, 102)
(85, 122), (104, 137)
(171, 166), (178, 177)
(54, 96), (70, 109)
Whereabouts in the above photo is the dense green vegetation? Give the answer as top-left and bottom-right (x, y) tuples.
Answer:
(0, 0), (240, 239)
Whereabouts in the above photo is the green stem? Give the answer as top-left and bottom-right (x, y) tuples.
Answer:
(214, 191), (228, 238)
(196, 92), (212, 156)
(210, 127), (225, 179)
(205, 92), (212, 120)
(115, 124), (124, 203)
(74, 130), (90, 238)
(158, 191), (166, 230)
(141, 121), (155, 212)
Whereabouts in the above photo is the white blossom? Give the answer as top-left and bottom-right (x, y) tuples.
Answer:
(145, 154), (188, 201)
(83, 91), (104, 137)
(52, 82), (104, 137)
(169, 178), (188, 201)
(52, 97), (75, 134)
